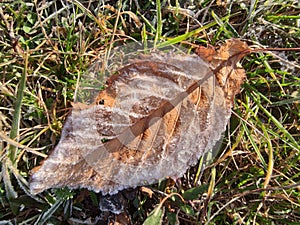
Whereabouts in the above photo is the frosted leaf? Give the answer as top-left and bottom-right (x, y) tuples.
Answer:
(30, 39), (248, 195)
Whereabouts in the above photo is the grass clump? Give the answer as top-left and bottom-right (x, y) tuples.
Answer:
(0, 0), (299, 224)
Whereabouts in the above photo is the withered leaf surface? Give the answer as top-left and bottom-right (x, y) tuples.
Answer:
(30, 39), (249, 195)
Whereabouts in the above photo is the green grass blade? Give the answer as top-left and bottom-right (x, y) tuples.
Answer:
(2, 162), (18, 201)
(157, 21), (217, 48)
(66, 0), (102, 29)
(34, 199), (63, 225)
(8, 51), (28, 163)
(138, 11), (156, 33)
(154, 0), (162, 46)
(253, 97), (299, 149)
(242, 122), (267, 169)
(156, 13), (238, 49)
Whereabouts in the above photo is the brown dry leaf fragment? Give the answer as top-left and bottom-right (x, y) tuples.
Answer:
(195, 44), (216, 62)
(140, 187), (154, 198)
(71, 102), (91, 110)
(111, 212), (132, 225)
(30, 39), (249, 195)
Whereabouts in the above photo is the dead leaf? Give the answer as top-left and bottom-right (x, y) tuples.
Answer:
(140, 187), (154, 198)
(108, 212), (132, 225)
(195, 44), (216, 62)
(30, 39), (249, 195)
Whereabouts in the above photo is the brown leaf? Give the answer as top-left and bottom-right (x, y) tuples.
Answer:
(30, 39), (249, 195)
(195, 44), (216, 62)
(140, 187), (154, 198)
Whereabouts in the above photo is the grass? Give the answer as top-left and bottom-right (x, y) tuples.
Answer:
(0, 0), (299, 224)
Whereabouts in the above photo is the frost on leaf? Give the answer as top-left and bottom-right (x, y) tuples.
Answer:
(30, 39), (249, 195)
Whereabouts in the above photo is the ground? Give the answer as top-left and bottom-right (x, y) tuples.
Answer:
(0, 0), (299, 224)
